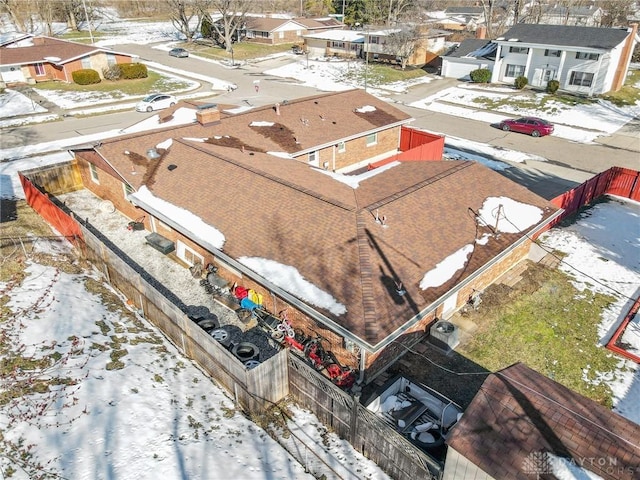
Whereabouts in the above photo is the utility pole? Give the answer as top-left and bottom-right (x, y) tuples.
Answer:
(82, 0), (94, 45)
(364, 26), (369, 92)
(342, 0), (346, 22)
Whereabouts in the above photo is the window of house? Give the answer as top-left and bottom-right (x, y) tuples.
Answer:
(569, 71), (594, 87)
(81, 57), (91, 68)
(106, 53), (116, 66)
(246, 30), (255, 38)
(308, 150), (318, 164)
(279, 31), (284, 39)
(331, 41), (345, 49)
(505, 64), (525, 77)
(509, 46), (528, 54)
(576, 52), (599, 60)
(370, 36), (381, 44)
(122, 182), (134, 199)
(544, 49), (561, 57)
(89, 163), (99, 184)
(366, 133), (377, 146)
(337, 141), (346, 153)
(34, 63), (45, 76)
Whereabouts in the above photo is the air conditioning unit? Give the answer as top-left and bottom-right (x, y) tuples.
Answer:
(428, 320), (459, 353)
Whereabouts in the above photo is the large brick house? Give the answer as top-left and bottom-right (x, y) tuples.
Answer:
(69, 89), (560, 382)
(0, 34), (137, 86)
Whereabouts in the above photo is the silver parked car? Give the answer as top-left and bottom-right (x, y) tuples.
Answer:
(135, 94), (177, 112)
(169, 48), (189, 58)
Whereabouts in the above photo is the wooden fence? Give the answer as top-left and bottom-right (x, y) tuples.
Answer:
(543, 166), (640, 232)
(288, 355), (441, 480)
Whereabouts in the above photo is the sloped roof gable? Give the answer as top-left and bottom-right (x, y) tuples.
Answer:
(447, 363), (640, 480)
(498, 24), (628, 50)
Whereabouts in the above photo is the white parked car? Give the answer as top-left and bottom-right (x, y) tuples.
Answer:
(135, 94), (177, 112)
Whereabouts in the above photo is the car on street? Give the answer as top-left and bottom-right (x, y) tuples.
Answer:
(499, 116), (554, 137)
(169, 47), (189, 58)
(135, 94), (177, 112)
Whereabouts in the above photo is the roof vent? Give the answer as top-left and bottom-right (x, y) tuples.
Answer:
(167, 164), (177, 171)
(147, 148), (161, 159)
(197, 103), (218, 110)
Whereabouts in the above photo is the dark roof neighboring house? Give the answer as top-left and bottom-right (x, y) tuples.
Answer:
(444, 7), (484, 16)
(75, 90), (559, 349)
(0, 35), (136, 67)
(498, 24), (629, 49)
(244, 17), (303, 32)
(445, 39), (496, 59)
(295, 17), (344, 30)
(447, 363), (640, 480)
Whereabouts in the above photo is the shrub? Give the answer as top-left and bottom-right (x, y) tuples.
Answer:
(72, 68), (101, 85)
(514, 75), (528, 90)
(469, 68), (491, 83)
(546, 79), (560, 94)
(119, 63), (148, 79)
(102, 64), (122, 81)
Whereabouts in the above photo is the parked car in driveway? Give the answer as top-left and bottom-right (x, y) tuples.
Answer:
(135, 94), (177, 112)
(169, 47), (189, 58)
(499, 117), (554, 137)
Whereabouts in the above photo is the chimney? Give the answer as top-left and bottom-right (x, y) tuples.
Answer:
(196, 104), (221, 126)
(275, 103), (280, 115)
(611, 23), (638, 92)
(476, 25), (486, 39)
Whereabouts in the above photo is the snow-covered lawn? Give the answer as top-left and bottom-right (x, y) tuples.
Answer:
(0, 246), (387, 479)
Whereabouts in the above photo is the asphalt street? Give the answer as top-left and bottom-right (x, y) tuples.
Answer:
(3, 42), (638, 200)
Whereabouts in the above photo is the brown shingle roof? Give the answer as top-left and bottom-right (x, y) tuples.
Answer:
(447, 363), (640, 480)
(0, 36), (134, 66)
(86, 91), (558, 347)
(244, 17), (303, 32)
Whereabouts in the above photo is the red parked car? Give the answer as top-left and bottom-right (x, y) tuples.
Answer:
(499, 117), (554, 137)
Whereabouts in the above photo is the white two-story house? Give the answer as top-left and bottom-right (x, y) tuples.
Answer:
(491, 23), (638, 95)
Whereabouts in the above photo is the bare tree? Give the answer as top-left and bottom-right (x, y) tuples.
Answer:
(598, 0), (635, 28)
(387, 0), (416, 26)
(165, 0), (203, 42)
(198, 0), (254, 51)
(383, 25), (422, 70)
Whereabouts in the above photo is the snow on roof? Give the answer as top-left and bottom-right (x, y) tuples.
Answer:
(120, 107), (196, 134)
(355, 105), (376, 113)
(130, 186), (225, 249)
(303, 30), (364, 42)
(317, 161), (400, 189)
(478, 196), (543, 233)
(419, 244), (474, 290)
(267, 151), (293, 158)
(238, 257), (347, 315)
(419, 196), (544, 289)
(156, 138), (172, 150)
(250, 121), (275, 127)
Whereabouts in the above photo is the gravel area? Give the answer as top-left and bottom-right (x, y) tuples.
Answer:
(58, 188), (281, 361)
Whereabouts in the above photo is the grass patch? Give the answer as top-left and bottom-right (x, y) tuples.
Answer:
(342, 63), (427, 87)
(33, 71), (193, 97)
(189, 41), (297, 61)
(57, 31), (107, 43)
(458, 262), (618, 408)
(601, 69), (640, 106)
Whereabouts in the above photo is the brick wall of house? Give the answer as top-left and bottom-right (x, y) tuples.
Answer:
(77, 157), (147, 226)
(298, 126), (401, 171)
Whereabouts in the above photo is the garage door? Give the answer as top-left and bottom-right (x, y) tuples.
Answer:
(1, 65), (26, 83)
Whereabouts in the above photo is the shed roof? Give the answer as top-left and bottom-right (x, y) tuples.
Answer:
(447, 363), (640, 480)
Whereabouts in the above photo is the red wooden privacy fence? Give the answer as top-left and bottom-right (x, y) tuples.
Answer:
(19, 173), (84, 246)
